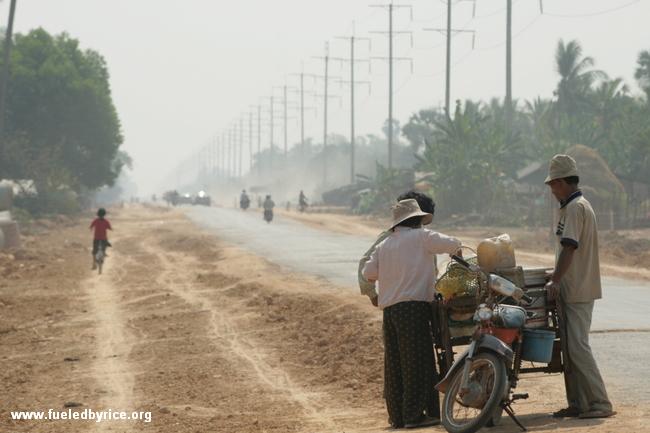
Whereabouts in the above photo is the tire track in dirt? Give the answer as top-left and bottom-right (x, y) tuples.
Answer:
(84, 248), (137, 431)
(138, 240), (347, 433)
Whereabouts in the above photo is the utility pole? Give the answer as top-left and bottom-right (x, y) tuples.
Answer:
(334, 27), (371, 184)
(218, 134), (224, 180)
(370, 2), (413, 171)
(388, 3), (394, 171)
(270, 96), (274, 171)
(260, 95), (282, 174)
(323, 46), (329, 184)
(222, 131), (228, 180)
(445, 0), (452, 116)
(215, 137), (219, 178)
(269, 92), (275, 171)
(228, 124), (233, 178)
(283, 85), (288, 157)
(248, 111), (253, 172)
(424, 0), (474, 117)
(505, 0), (513, 141)
(273, 84), (298, 158)
(227, 127), (232, 179)
(257, 104), (262, 175)
(231, 124), (237, 179)
(289, 71), (318, 159)
(300, 74), (305, 156)
(312, 43), (342, 185)
(239, 117), (244, 178)
(224, 130), (229, 179)
(0, 0), (18, 142)
(209, 139), (215, 178)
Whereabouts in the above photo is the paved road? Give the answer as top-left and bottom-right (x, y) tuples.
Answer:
(185, 206), (650, 403)
(185, 206), (650, 331)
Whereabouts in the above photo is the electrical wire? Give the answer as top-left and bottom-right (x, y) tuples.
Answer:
(473, 0), (521, 19)
(544, 0), (640, 18)
(475, 14), (541, 52)
(414, 47), (474, 78)
(394, 74), (415, 95)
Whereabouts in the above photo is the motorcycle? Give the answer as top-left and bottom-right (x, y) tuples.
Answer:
(263, 209), (273, 223)
(436, 255), (537, 433)
(240, 196), (250, 210)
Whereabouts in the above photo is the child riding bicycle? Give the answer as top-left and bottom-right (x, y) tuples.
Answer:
(90, 208), (112, 270)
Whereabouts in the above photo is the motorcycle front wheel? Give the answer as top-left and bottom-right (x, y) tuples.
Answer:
(441, 352), (507, 433)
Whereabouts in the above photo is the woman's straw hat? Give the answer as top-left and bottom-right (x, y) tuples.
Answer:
(390, 199), (433, 229)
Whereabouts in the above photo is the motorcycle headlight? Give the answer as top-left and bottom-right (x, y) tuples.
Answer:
(475, 304), (493, 322)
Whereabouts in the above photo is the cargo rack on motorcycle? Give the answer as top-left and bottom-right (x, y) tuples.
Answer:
(433, 252), (483, 371)
(432, 256), (563, 378)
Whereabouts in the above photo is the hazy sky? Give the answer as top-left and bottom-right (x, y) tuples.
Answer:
(3, 0), (649, 194)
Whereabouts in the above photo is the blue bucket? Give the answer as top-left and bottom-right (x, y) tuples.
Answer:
(521, 329), (555, 363)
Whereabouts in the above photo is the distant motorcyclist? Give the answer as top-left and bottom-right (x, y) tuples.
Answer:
(263, 195), (275, 223)
(170, 190), (179, 206)
(240, 189), (250, 210)
(298, 190), (308, 213)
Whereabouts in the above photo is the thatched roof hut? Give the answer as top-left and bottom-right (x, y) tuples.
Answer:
(566, 144), (625, 210)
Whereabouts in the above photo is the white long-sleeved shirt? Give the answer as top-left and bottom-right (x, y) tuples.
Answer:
(362, 226), (461, 309)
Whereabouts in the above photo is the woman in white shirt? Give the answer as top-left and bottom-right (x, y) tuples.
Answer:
(363, 198), (461, 429)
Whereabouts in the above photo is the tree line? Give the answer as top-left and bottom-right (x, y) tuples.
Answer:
(404, 39), (650, 222)
(0, 28), (126, 214)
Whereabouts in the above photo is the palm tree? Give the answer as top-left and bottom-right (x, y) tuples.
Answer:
(524, 97), (564, 157)
(553, 39), (607, 146)
(634, 50), (650, 100)
(554, 39), (606, 114)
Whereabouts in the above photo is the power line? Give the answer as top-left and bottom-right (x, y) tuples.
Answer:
(544, 0), (640, 18)
(474, 14), (541, 51)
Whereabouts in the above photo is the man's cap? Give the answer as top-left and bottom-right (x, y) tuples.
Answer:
(390, 199), (433, 229)
(545, 154), (578, 184)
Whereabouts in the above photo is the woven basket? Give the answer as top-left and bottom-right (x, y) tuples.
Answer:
(436, 256), (481, 301)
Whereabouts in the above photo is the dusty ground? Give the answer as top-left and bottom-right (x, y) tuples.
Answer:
(1, 206), (647, 432)
(275, 208), (650, 281)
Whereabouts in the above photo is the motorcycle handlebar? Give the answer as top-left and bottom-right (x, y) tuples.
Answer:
(521, 294), (533, 304)
(451, 255), (472, 269)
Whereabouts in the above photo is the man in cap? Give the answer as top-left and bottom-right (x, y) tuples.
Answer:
(545, 154), (615, 419)
(362, 199), (461, 429)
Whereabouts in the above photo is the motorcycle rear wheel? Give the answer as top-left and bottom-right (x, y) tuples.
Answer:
(441, 352), (507, 433)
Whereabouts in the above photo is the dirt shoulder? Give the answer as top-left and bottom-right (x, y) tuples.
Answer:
(1, 206), (646, 433)
(275, 208), (650, 282)
(0, 217), (108, 432)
